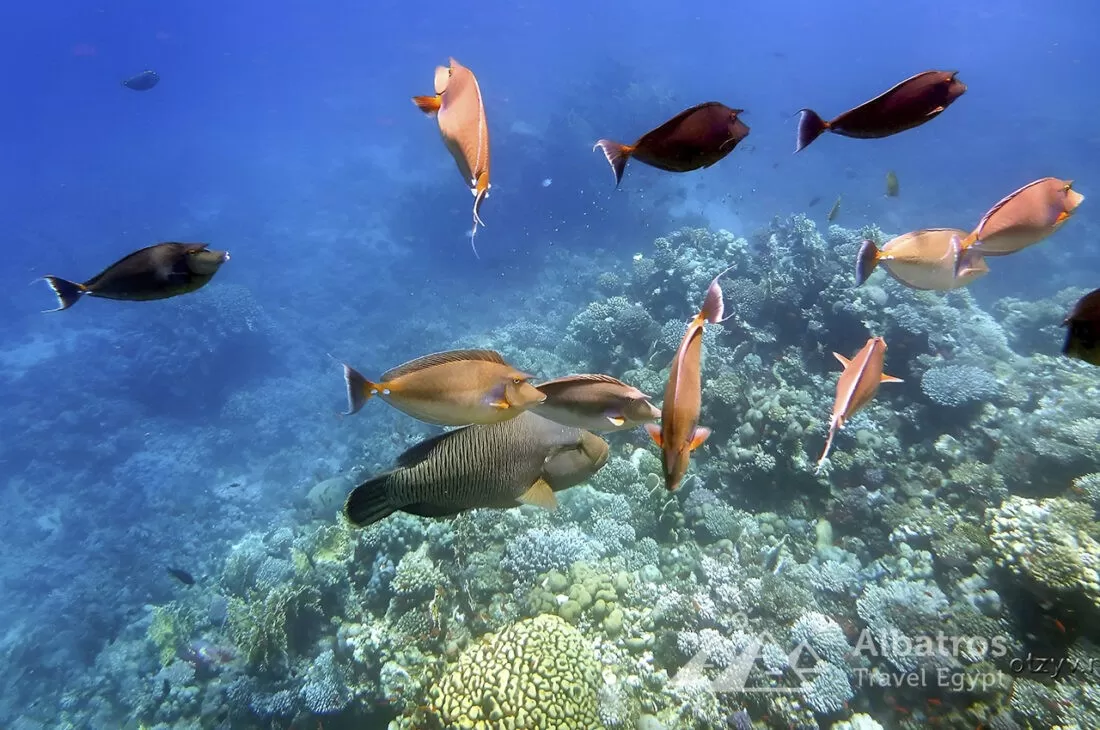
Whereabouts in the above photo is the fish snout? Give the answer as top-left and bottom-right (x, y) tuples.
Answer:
(581, 432), (610, 469)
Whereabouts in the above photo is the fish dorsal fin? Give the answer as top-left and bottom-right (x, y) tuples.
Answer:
(518, 477), (557, 509)
(394, 427), (469, 468)
(537, 373), (629, 388)
(381, 349), (507, 381)
(974, 177), (1056, 237)
(880, 373), (903, 383)
(833, 352), (851, 368)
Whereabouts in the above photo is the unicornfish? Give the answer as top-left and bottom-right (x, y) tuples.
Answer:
(533, 373), (661, 432)
(646, 266), (735, 491)
(817, 336), (902, 469)
(412, 58), (491, 256)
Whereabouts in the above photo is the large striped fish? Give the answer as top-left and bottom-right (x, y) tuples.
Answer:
(412, 58), (491, 257)
(343, 411), (608, 527)
(816, 337), (902, 470)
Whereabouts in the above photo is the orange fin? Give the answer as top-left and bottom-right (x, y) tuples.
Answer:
(880, 373), (903, 383)
(518, 477), (557, 509)
(412, 95), (442, 115)
(606, 414), (626, 427)
(644, 422), (663, 447)
(833, 353), (851, 368)
(689, 426), (711, 451)
(593, 139), (634, 187)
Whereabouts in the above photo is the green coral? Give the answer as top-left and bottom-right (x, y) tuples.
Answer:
(522, 562), (630, 635)
(147, 602), (196, 666)
(427, 614), (605, 730)
(227, 583), (315, 671)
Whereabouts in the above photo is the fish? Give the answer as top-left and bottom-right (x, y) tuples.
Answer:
(817, 337), (902, 469)
(952, 178), (1085, 274)
(533, 373), (661, 432)
(122, 69), (160, 91)
(594, 102), (750, 187)
(1062, 288), (1100, 366)
(167, 567), (195, 585)
(827, 196), (842, 221)
(412, 58), (491, 256)
(39, 242), (230, 312)
(886, 170), (899, 197)
(808, 196), (822, 208)
(342, 349), (545, 426)
(645, 266), (734, 491)
(856, 229), (988, 290)
(796, 70), (966, 152)
(343, 411), (609, 527)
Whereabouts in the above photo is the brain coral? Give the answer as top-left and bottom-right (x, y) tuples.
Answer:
(427, 613), (605, 730)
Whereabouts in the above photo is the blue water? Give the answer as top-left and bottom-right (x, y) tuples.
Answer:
(1, 0), (1099, 727)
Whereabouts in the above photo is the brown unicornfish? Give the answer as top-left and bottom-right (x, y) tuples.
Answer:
(594, 102), (750, 187)
(856, 229), (988, 291)
(39, 242), (229, 312)
(1063, 288), (1100, 367)
(342, 349), (545, 426)
(645, 266), (735, 491)
(533, 373), (661, 432)
(343, 411), (609, 527)
(951, 178), (1085, 276)
(412, 58), (491, 257)
(817, 337), (902, 469)
(796, 70), (966, 152)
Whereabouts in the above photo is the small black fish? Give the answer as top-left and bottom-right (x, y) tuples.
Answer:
(167, 567), (195, 585)
(40, 242), (229, 311)
(122, 69), (160, 91)
(808, 195), (822, 207)
(1063, 288), (1100, 366)
(228, 481), (242, 488)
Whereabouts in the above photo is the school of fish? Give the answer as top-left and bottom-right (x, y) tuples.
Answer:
(38, 61), (1096, 527)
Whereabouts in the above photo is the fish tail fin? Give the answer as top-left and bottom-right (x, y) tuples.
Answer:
(795, 109), (829, 152)
(702, 264), (737, 323)
(344, 474), (399, 527)
(412, 95), (442, 115)
(593, 139), (634, 187)
(855, 239), (881, 286)
(468, 223), (481, 259)
(950, 233), (978, 278)
(39, 276), (87, 312)
(342, 364), (380, 415)
(816, 424), (838, 471)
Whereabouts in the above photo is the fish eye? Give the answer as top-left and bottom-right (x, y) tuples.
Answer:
(512, 378), (523, 385)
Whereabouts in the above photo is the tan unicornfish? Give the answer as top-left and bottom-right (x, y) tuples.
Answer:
(817, 337), (902, 469)
(533, 373), (661, 432)
(39, 242), (229, 312)
(412, 58), (491, 257)
(856, 229), (988, 291)
(343, 411), (609, 527)
(342, 349), (545, 426)
(645, 266), (735, 491)
(952, 177), (1084, 275)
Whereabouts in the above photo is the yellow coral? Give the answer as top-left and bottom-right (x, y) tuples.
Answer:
(427, 614), (605, 730)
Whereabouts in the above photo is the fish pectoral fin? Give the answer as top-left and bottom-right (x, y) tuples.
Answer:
(880, 373), (904, 383)
(606, 414), (626, 427)
(927, 105), (945, 116)
(832, 352), (851, 368)
(644, 422), (663, 447)
(518, 477), (558, 510)
(689, 426), (712, 451)
(487, 399), (511, 410)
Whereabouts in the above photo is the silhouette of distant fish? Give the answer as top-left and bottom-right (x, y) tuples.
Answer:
(122, 70), (160, 91)
(1063, 288), (1100, 366)
(886, 170), (900, 197)
(166, 567), (195, 585)
(594, 102), (750, 187)
(39, 242), (229, 312)
(796, 70), (966, 152)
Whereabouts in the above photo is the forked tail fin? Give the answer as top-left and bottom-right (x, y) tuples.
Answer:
(593, 139), (634, 187)
(39, 276), (87, 312)
(795, 109), (829, 152)
(342, 363), (379, 415)
(855, 239), (881, 286)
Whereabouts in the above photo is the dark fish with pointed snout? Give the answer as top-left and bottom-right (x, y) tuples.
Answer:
(122, 69), (160, 91)
(595, 102), (750, 187)
(343, 411), (609, 527)
(796, 70), (966, 152)
(39, 242), (229, 311)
